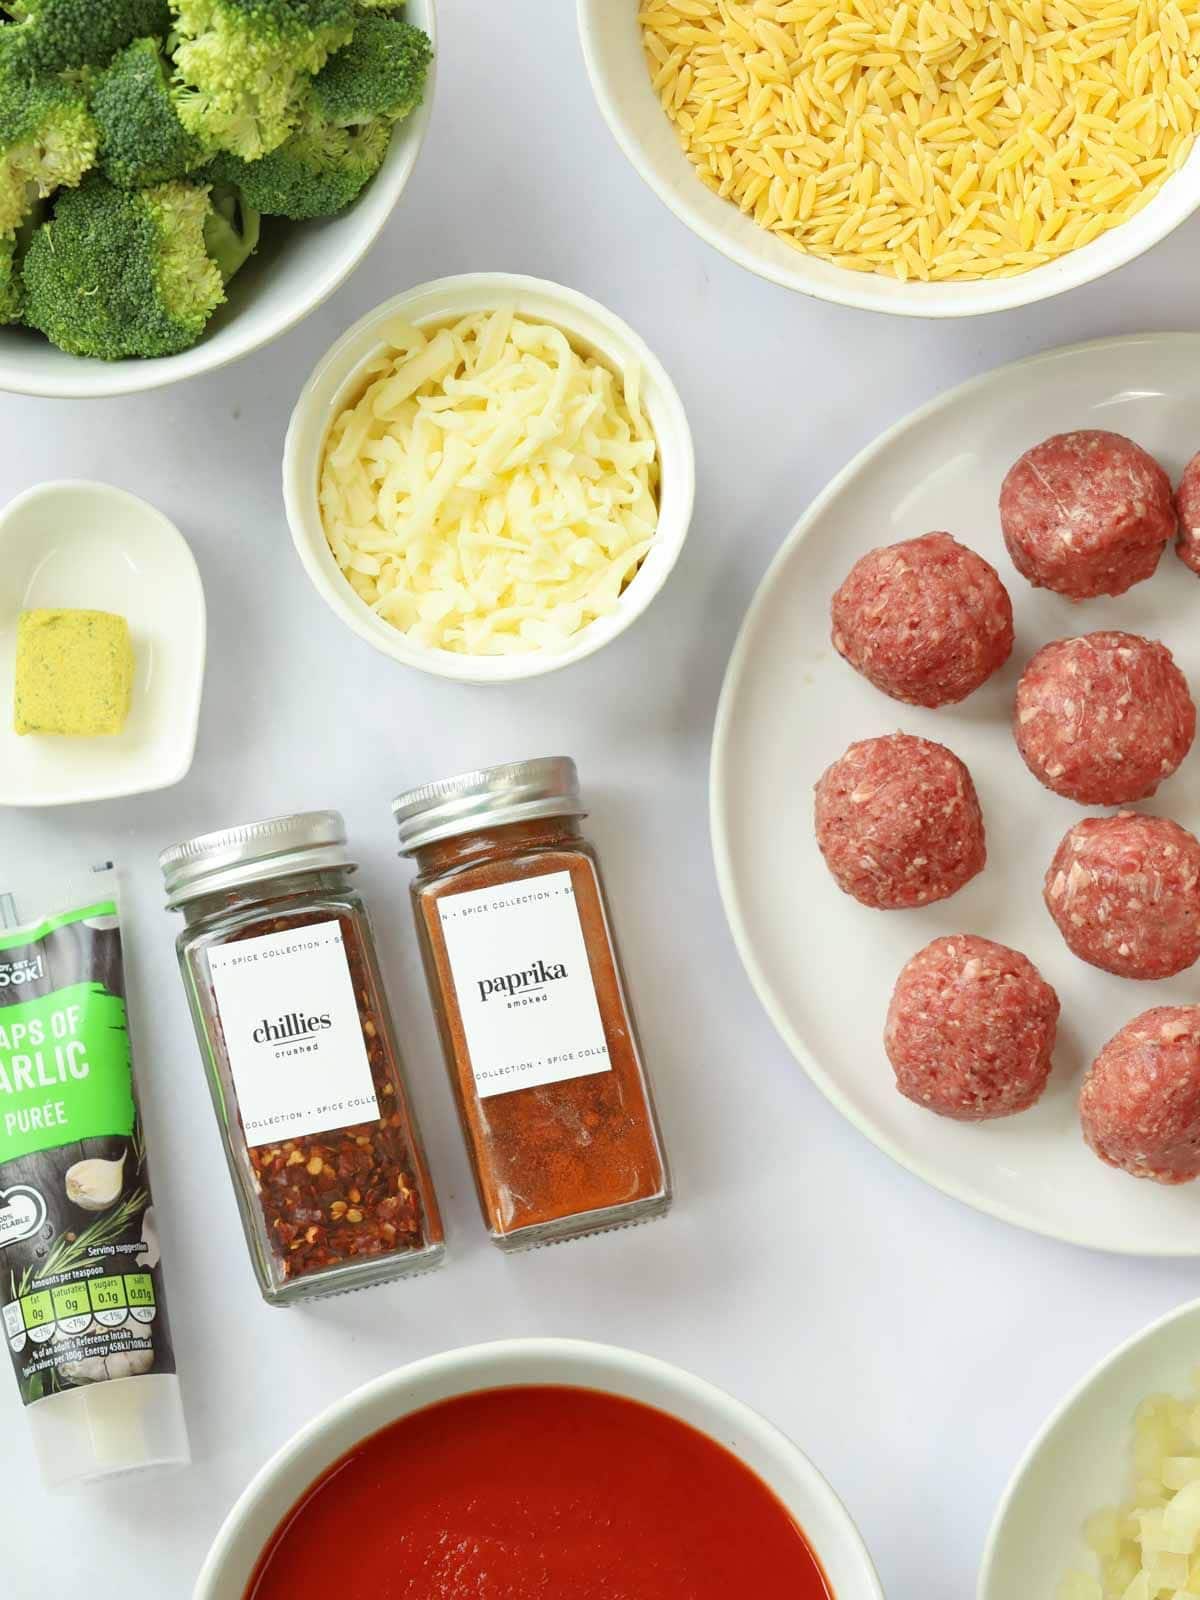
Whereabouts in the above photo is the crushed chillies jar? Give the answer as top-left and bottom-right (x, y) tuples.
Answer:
(394, 758), (671, 1251)
(161, 812), (444, 1305)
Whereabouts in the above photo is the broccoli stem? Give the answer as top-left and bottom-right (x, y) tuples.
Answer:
(204, 181), (260, 283)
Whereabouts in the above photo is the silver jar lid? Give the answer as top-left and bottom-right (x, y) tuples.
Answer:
(160, 812), (352, 908)
(392, 757), (584, 854)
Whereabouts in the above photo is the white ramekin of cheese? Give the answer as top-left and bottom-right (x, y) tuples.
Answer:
(283, 274), (694, 682)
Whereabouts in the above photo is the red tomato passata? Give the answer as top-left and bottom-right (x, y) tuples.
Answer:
(245, 1385), (834, 1599)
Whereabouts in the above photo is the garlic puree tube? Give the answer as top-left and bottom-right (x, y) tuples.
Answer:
(0, 868), (189, 1488)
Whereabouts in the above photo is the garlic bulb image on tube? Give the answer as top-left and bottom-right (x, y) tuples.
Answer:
(0, 867), (189, 1488)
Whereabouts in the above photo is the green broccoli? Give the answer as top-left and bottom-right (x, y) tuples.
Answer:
(207, 103), (388, 219)
(0, 0), (172, 72)
(0, 65), (96, 233)
(0, 232), (21, 323)
(0, 198), (41, 322)
(171, 0), (356, 161)
(22, 174), (226, 358)
(92, 37), (204, 189)
(204, 12), (430, 221)
(309, 14), (430, 127)
(204, 178), (259, 280)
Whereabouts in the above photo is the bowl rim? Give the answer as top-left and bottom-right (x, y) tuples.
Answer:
(282, 270), (695, 683)
(194, 1335), (885, 1600)
(576, 0), (1200, 319)
(977, 1295), (1200, 1600)
(0, 0), (438, 400)
(0, 476), (206, 806)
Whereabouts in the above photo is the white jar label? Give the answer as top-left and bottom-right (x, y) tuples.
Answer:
(437, 871), (612, 1101)
(207, 921), (380, 1146)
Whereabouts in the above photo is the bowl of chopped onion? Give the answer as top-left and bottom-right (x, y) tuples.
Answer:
(981, 1296), (1200, 1600)
(283, 273), (694, 681)
(579, 0), (1200, 318)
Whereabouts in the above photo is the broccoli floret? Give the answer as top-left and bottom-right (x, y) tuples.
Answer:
(92, 37), (204, 188)
(310, 14), (429, 127)
(204, 178), (259, 280)
(0, 65), (96, 233)
(171, 0), (355, 160)
(0, 232), (21, 322)
(204, 12), (429, 221)
(0, 196), (39, 321)
(22, 174), (225, 358)
(207, 102), (387, 219)
(1, 0), (171, 71)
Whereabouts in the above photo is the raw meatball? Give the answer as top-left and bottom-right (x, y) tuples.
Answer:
(813, 733), (986, 909)
(1080, 1007), (1200, 1184)
(831, 531), (1014, 707)
(1014, 631), (1195, 805)
(1000, 430), (1175, 600)
(885, 934), (1059, 1121)
(1044, 813), (1200, 980)
(1175, 451), (1200, 575)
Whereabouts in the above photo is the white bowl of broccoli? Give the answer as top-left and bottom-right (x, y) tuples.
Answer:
(0, 0), (436, 399)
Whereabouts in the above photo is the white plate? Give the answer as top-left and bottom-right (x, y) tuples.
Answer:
(712, 331), (1200, 1257)
(980, 1296), (1200, 1600)
(0, 481), (206, 806)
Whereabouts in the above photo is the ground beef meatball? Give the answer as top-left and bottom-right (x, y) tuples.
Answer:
(813, 733), (986, 909)
(1044, 813), (1200, 980)
(885, 934), (1059, 1121)
(1000, 430), (1175, 600)
(1175, 451), (1200, 575)
(1080, 1007), (1200, 1184)
(1014, 632), (1195, 805)
(830, 531), (1014, 707)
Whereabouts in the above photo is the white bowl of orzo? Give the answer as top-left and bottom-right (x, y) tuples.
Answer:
(579, 0), (1200, 317)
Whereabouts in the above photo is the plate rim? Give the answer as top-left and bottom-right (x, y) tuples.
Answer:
(976, 1293), (1200, 1600)
(709, 329), (1200, 1259)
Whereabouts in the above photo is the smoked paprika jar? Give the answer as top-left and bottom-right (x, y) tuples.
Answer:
(393, 758), (671, 1250)
(161, 813), (444, 1305)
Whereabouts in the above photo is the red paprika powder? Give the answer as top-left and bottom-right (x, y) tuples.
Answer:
(394, 758), (671, 1249)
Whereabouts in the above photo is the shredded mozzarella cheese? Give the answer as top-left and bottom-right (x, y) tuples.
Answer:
(318, 309), (661, 655)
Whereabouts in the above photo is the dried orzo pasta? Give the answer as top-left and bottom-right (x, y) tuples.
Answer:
(640, 0), (1200, 280)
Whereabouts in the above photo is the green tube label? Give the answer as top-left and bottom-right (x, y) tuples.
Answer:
(0, 983), (135, 1164)
(0, 890), (175, 1406)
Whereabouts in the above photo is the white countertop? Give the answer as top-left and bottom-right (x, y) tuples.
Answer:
(6, 3), (1200, 1594)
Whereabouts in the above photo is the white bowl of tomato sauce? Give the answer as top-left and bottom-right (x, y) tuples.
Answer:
(195, 1338), (883, 1600)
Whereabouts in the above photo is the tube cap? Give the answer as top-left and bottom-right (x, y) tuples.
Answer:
(27, 1373), (190, 1490)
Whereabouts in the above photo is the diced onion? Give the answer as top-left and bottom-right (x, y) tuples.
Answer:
(1061, 1381), (1200, 1599)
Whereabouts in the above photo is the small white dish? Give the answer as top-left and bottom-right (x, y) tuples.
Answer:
(283, 272), (695, 683)
(0, 0), (436, 400)
(711, 330), (1200, 1257)
(578, 0), (1200, 319)
(0, 481), (206, 806)
(195, 1337), (883, 1600)
(980, 1297), (1200, 1600)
